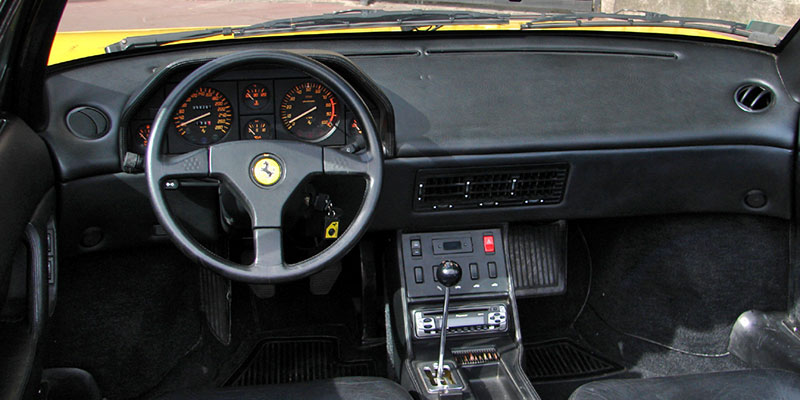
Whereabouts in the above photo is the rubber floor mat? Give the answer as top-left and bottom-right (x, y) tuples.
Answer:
(524, 339), (622, 382)
(225, 337), (378, 386)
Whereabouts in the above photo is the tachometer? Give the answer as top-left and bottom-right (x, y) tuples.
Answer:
(173, 87), (232, 145)
(279, 82), (340, 142)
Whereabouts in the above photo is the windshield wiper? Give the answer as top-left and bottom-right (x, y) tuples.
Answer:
(520, 10), (780, 45)
(105, 10), (510, 53)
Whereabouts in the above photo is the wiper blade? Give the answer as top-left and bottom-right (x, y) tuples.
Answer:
(105, 27), (236, 53)
(240, 9), (510, 33)
(105, 9), (510, 53)
(520, 10), (780, 45)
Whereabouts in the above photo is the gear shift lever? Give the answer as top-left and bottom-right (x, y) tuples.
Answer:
(435, 260), (462, 384)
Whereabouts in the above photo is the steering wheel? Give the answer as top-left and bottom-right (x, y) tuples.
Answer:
(145, 51), (383, 283)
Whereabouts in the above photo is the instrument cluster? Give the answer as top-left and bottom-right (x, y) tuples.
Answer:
(127, 70), (367, 155)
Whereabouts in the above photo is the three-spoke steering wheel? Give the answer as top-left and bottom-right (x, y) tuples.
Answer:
(145, 51), (383, 283)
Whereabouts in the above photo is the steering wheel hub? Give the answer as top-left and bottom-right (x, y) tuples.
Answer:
(250, 153), (283, 187)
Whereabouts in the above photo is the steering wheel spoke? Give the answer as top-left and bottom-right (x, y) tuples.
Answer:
(323, 147), (372, 175)
(152, 148), (210, 179)
(251, 228), (284, 271)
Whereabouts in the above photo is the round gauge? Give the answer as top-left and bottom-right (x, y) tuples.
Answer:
(279, 82), (340, 142)
(134, 123), (151, 152)
(242, 83), (270, 111)
(245, 118), (270, 140)
(172, 87), (232, 145)
(347, 117), (363, 136)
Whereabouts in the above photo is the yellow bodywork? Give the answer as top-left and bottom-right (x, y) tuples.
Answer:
(48, 23), (740, 65)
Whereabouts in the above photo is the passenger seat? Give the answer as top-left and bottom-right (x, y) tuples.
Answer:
(570, 369), (800, 400)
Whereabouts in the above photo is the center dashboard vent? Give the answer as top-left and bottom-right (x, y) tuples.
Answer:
(414, 164), (568, 211)
(735, 84), (774, 113)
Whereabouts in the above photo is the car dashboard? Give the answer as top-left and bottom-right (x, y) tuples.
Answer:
(34, 29), (800, 400)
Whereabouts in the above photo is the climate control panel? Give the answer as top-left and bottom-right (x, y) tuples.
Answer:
(401, 229), (509, 299)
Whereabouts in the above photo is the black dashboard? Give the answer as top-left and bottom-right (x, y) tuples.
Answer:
(40, 33), (800, 255)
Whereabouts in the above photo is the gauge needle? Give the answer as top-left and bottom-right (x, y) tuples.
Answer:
(178, 112), (211, 127)
(246, 93), (256, 101)
(288, 106), (317, 124)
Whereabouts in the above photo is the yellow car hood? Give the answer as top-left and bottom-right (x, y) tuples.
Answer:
(49, 23), (739, 65)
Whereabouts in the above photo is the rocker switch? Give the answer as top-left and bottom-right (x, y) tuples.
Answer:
(469, 263), (479, 280)
(488, 262), (498, 279)
(414, 266), (424, 284)
(410, 239), (422, 257)
(483, 235), (495, 253)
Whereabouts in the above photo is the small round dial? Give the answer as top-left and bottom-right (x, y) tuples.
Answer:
(279, 82), (340, 142)
(245, 118), (270, 140)
(242, 83), (269, 111)
(134, 123), (151, 153)
(173, 87), (232, 145)
(347, 117), (363, 136)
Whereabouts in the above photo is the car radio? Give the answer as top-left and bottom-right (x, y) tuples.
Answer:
(413, 304), (508, 339)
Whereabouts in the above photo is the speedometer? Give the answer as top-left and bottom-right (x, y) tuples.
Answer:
(173, 87), (232, 145)
(279, 82), (340, 142)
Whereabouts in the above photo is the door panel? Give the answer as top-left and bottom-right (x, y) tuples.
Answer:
(0, 116), (55, 399)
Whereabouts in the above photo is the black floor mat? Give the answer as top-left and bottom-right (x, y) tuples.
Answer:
(44, 245), (203, 400)
(577, 215), (787, 378)
(225, 336), (378, 386)
(524, 339), (623, 382)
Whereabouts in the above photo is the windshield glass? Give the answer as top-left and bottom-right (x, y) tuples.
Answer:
(51, 0), (800, 65)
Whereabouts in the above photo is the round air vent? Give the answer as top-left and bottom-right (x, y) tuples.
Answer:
(734, 84), (774, 113)
(66, 106), (109, 139)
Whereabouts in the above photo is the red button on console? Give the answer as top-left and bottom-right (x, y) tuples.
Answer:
(483, 235), (495, 253)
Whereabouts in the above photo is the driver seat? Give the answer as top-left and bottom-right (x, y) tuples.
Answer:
(155, 377), (412, 400)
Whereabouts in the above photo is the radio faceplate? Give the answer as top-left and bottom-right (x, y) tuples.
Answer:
(401, 229), (509, 298)
(413, 304), (508, 339)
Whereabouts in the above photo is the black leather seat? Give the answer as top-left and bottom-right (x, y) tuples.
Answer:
(155, 377), (412, 400)
(570, 369), (800, 400)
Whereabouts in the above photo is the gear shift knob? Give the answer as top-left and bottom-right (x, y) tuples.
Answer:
(437, 260), (462, 287)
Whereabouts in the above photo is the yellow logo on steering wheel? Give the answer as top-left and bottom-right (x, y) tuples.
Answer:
(251, 155), (282, 187)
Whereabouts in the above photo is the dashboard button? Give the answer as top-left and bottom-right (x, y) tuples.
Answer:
(469, 263), (479, 280)
(414, 266), (424, 284)
(488, 262), (498, 279)
(410, 239), (422, 257)
(483, 235), (495, 253)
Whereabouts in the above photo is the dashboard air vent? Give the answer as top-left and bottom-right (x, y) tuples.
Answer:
(735, 84), (773, 113)
(414, 164), (568, 211)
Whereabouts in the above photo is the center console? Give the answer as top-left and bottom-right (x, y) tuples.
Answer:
(391, 227), (539, 399)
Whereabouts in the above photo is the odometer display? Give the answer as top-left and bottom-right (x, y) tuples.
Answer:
(280, 82), (340, 142)
(173, 87), (233, 145)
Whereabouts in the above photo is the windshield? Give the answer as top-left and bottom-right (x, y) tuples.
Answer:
(51, 0), (800, 65)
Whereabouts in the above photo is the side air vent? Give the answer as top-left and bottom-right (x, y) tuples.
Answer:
(414, 164), (568, 211)
(66, 106), (110, 139)
(735, 84), (774, 113)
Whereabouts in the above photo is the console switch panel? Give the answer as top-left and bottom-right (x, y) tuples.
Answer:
(401, 229), (508, 298)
